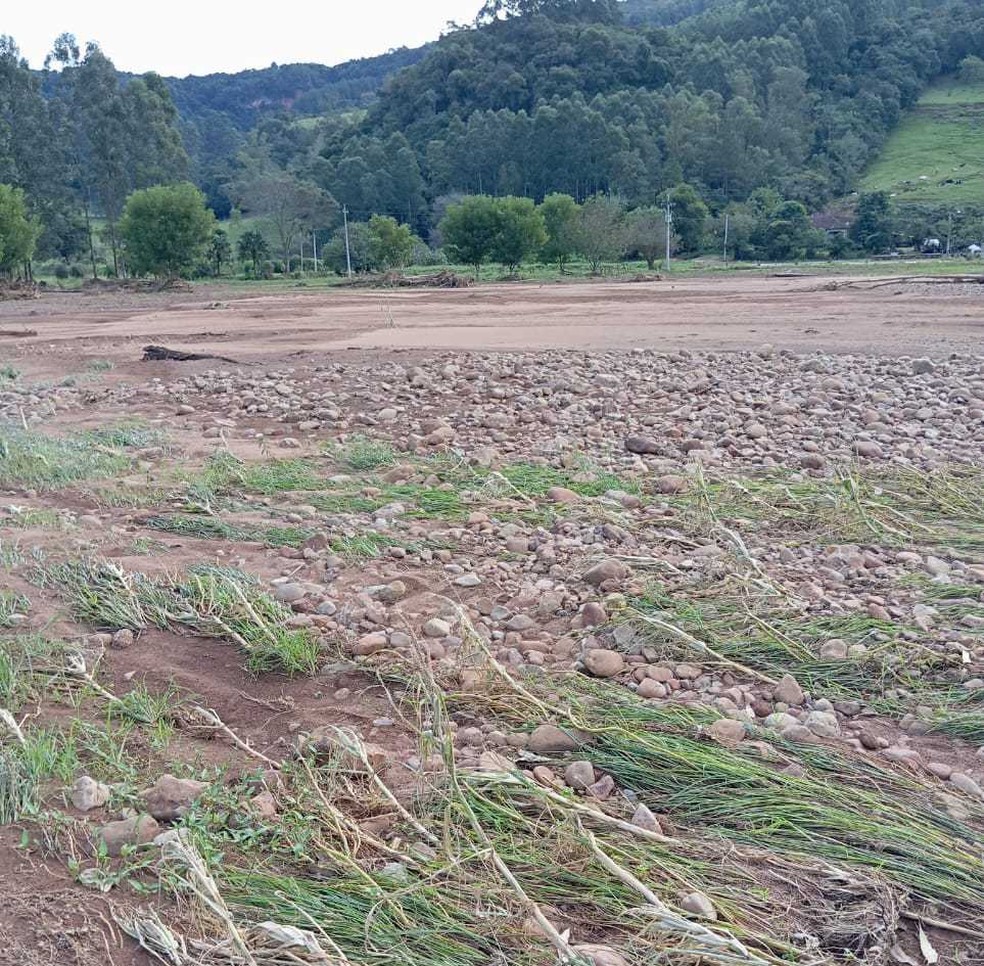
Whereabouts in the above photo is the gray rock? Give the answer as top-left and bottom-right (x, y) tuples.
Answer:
(71, 776), (111, 812)
(655, 475), (689, 495)
(853, 440), (884, 459)
(819, 639), (849, 660)
(564, 760), (596, 791)
(950, 772), (984, 801)
(708, 719), (745, 745)
(586, 773), (616, 800)
(142, 774), (208, 822)
(581, 602), (607, 627)
(505, 614), (536, 632)
(912, 357), (936, 375)
(583, 648), (625, 678)
(624, 435), (660, 455)
(630, 803), (662, 834)
(353, 632), (388, 656)
(527, 724), (580, 755)
(582, 559), (628, 586)
(97, 814), (160, 856)
(804, 711), (841, 738)
(111, 628), (135, 650)
(546, 486), (580, 504)
(680, 891), (717, 921)
(422, 618), (451, 638)
(773, 674), (805, 706)
(781, 724), (819, 744)
(273, 583), (305, 603)
(374, 580), (407, 603)
(571, 944), (630, 966)
(637, 678), (667, 699)
(764, 712), (798, 731)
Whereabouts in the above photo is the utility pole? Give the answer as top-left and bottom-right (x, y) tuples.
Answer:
(946, 210), (953, 256)
(312, 231), (318, 273)
(343, 205), (353, 278)
(723, 212), (730, 264)
(299, 236), (303, 275)
(664, 191), (673, 274)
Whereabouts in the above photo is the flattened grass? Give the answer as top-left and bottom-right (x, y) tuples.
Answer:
(31, 560), (322, 675)
(0, 426), (132, 490)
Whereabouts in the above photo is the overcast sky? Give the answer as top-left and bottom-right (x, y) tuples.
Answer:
(5, 1), (484, 76)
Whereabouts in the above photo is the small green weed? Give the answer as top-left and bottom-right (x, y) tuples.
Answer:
(0, 590), (28, 627)
(333, 436), (397, 472)
(1, 507), (71, 530)
(144, 513), (314, 548)
(0, 427), (132, 491)
(33, 559), (322, 676)
(83, 422), (166, 449)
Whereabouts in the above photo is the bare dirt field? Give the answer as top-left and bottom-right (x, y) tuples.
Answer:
(1, 274), (982, 371)
(2, 276), (984, 966)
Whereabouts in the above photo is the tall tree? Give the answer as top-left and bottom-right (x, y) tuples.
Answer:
(668, 183), (708, 253)
(367, 214), (414, 270)
(0, 183), (41, 276)
(47, 37), (188, 276)
(237, 229), (270, 276)
(538, 193), (580, 271)
(123, 73), (190, 188)
(120, 182), (215, 278)
(235, 166), (336, 271)
(573, 194), (624, 273)
(489, 196), (546, 272)
(0, 36), (81, 262)
(207, 228), (232, 276)
(440, 195), (500, 277)
(625, 206), (673, 269)
(70, 45), (131, 275)
(851, 191), (893, 254)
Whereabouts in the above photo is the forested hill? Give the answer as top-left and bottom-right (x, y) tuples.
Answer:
(336, 0), (983, 222)
(3, 0), (984, 273)
(162, 47), (428, 131)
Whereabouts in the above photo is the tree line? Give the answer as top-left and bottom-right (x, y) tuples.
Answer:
(2, 0), (984, 281)
(0, 34), (187, 276)
(294, 0), (984, 230)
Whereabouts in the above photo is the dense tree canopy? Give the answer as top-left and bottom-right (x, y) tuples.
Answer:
(344, 0), (983, 219)
(0, 183), (41, 275)
(0, 34), (188, 274)
(120, 182), (215, 277)
(1, 1), (984, 275)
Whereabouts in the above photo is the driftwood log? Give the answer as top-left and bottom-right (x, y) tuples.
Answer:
(142, 344), (240, 363)
(343, 270), (473, 289)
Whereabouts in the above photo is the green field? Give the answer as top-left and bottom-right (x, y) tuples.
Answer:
(862, 77), (984, 205)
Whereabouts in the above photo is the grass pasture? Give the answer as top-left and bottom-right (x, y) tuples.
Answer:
(862, 77), (984, 206)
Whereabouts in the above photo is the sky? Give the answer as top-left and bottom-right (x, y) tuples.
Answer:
(5, 0), (484, 76)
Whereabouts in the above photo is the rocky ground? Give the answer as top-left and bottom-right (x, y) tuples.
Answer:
(2, 337), (984, 966)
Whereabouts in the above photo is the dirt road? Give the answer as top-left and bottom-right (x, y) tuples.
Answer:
(2, 275), (982, 370)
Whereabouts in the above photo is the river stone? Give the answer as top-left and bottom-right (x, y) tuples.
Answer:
(527, 724), (580, 755)
(583, 648), (625, 678)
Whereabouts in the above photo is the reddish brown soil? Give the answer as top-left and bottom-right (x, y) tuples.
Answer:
(2, 275), (984, 964)
(0, 827), (152, 966)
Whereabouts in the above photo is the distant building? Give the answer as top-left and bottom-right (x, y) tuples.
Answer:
(968, 243), (982, 256)
(922, 238), (942, 253)
(811, 209), (853, 236)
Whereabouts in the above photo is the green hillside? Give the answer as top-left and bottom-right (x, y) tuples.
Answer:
(862, 78), (984, 205)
